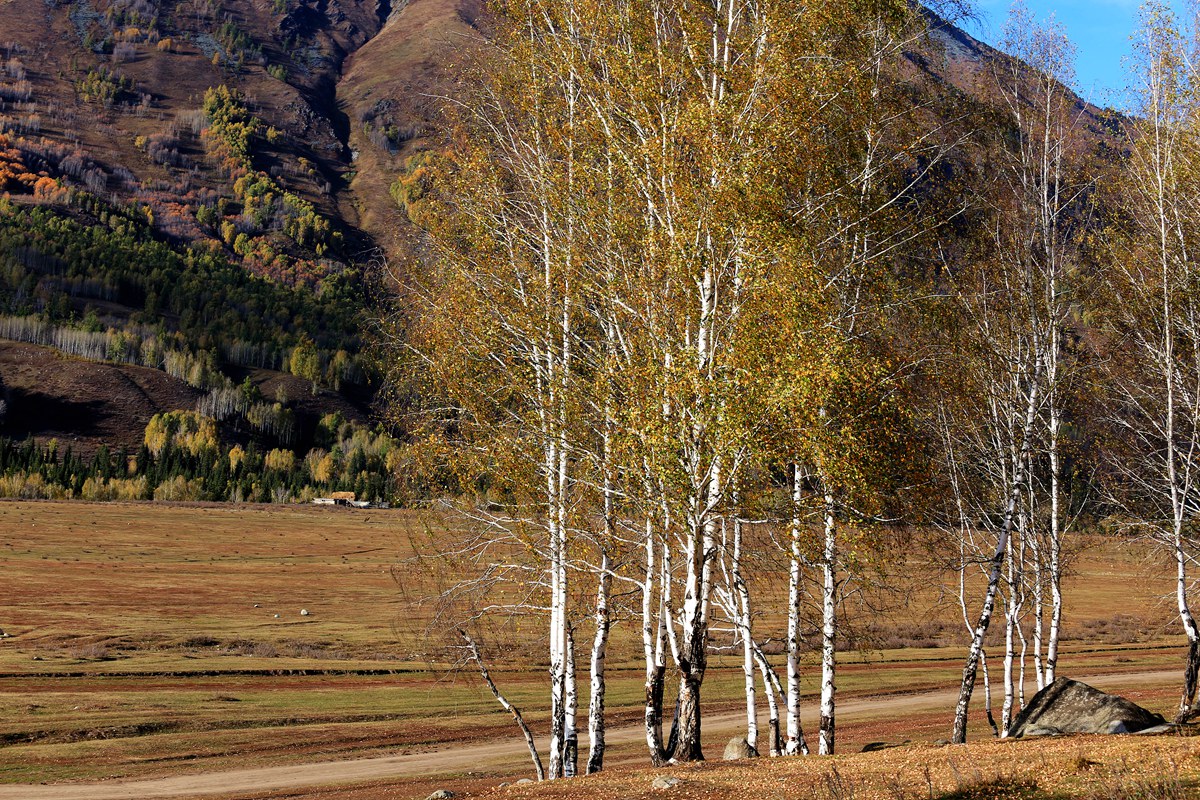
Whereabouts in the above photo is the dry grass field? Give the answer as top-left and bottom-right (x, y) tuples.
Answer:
(0, 499), (1197, 798)
(481, 733), (1200, 800)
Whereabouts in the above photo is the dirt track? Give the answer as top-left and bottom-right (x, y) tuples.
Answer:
(0, 669), (1180, 800)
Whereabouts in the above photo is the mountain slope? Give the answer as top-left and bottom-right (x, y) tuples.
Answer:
(0, 1), (1120, 492)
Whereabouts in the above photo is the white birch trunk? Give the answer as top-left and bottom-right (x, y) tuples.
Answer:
(952, 363), (1042, 743)
(641, 515), (667, 765)
(818, 487), (837, 756)
(785, 463), (805, 756)
(751, 645), (786, 756)
(587, 552), (611, 774)
(587, 404), (615, 774)
(730, 509), (758, 752)
(1000, 537), (1017, 735)
(1031, 542), (1045, 692)
(1175, 514), (1200, 721)
(461, 631), (546, 781)
(1046, 404), (1063, 683)
(564, 621), (578, 777)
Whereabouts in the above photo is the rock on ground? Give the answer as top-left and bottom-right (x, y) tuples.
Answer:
(652, 775), (682, 789)
(723, 736), (758, 760)
(1006, 677), (1165, 738)
(425, 791), (454, 800)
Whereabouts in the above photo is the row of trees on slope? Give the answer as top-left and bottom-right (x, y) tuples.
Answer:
(0, 410), (399, 503)
(0, 194), (363, 364)
(392, 0), (1200, 778)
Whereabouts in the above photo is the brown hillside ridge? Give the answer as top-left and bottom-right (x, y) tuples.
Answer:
(0, 340), (201, 455)
(338, 0), (484, 258)
(0, 340), (370, 455)
(0, 0), (483, 274)
(0, 1), (1117, 284)
(0, 1), (1116, 272)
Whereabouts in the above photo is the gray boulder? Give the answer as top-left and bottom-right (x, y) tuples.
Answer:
(723, 736), (758, 760)
(1006, 677), (1165, 738)
(651, 776), (682, 789)
(425, 791), (454, 800)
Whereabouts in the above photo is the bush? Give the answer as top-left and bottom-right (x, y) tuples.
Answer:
(152, 475), (203, 501)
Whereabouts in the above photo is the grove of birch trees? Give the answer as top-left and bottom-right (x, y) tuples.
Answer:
(392, 0), (1200, 776)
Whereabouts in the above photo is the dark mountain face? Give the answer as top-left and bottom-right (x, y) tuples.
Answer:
(0, 2), (1107, 283)
(0, 0), (480, 279)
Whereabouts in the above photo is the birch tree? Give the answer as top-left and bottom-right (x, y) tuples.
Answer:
(988, 2), (1086, 726)
(575, 0), (825, 763)
(1103, 1), (1200, 725)
(932, 0), (1096, 741)
(398, 0), (600, 773)
(766, 1), (955, 755)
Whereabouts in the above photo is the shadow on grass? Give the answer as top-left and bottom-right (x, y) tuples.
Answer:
(927, 777), (1041, 799)
(929, 774), (1197, 800)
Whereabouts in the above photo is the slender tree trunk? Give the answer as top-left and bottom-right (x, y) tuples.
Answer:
(731, 510), (758, 752)
(1017, 612), (1028, 711)
(461, 631), (545, 781)
(952, 371), (1042, 744)
(1176, 531), (1200, 723)
(1001, 607), (1014, 734)
(1031, 551), (1045, 692)
(1046, 411), (1063, 683)
(1001, 543), (1018, 735)
(588, 394), (616, 774)
(564, 621), (578, 777)
(1046, 313), (1064, 685)
(642, 517), (668, 765)
(752, 645), (786, 756)
(818, 486), (836, 756)
(587, 553), (611, 774)
(545, 438), (566, 779)
(954, 509), (1018, 743)
(786, 462), (806, 756)
(1028, 456), (1046, 692)
(981, 649), (999, 737)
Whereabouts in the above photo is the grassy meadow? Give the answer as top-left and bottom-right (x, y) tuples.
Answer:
(0, 500), (1195, 795)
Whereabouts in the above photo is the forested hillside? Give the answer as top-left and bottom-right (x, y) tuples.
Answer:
(0, 0), (481, 499)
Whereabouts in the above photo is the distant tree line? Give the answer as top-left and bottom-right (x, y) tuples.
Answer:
(0, 411), (400, 503)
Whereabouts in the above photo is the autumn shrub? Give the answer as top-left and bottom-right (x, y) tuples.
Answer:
(143, 411), (219, 458)
(80, 475), (148, 501)
(152, 474), (203, 501)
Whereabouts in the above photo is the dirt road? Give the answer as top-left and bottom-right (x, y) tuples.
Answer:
(0, 669), (1179, 800)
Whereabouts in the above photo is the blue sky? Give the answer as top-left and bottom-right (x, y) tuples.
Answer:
(964, 0), (1187, 108)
